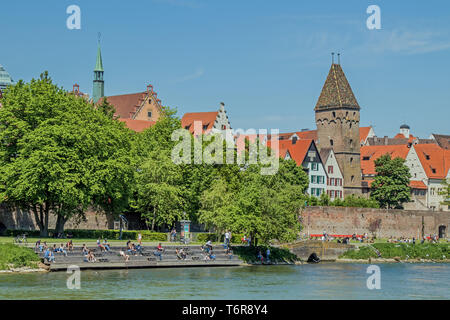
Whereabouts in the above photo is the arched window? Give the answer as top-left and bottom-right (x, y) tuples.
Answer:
(332, 111), (336, 118)
(330, 139), (334, 146)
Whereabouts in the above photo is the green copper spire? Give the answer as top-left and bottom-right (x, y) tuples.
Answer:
(93, 38), (105, 104)
(94, 44), (104, 72)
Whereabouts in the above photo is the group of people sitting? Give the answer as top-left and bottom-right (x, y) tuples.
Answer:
(39, 240), (76, 262)
(175, 247), (188, 260)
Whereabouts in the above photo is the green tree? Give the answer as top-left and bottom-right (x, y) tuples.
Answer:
(96, 97), (117, 119)
(439, 179), (450, 206)
(370, 154), (411, 209)
(134, 150), (185, 231)
(0, 72), (135, 236)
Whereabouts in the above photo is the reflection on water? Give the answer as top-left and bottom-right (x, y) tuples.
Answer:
(0, 263), (448, 300)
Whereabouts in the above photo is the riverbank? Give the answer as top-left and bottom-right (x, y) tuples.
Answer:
(338, 242), (449, 262)
(0, 243), (45, 272)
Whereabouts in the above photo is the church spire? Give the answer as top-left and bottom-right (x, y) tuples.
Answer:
(92, 35), (104, 104)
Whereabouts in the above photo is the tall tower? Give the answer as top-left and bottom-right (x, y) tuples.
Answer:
(92, 41), (104, 104)
(315, 59), (362, 195)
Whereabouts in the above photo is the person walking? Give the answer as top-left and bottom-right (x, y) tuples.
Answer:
(138, 233), (143, 246)
(224, 230), (230, 248)
(266, 248), (271, 263)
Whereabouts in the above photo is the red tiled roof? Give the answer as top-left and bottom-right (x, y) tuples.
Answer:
(393, 133), (416, 143)
(295, 130), (318, 141)
(267, 138), (295, 158)
(359, 126), (372, 144)
(409, 180), (427, 190)
(360, 145), (410, 176)
(181, 112), (218, 134)
(118, 119), (155, 132)
(414, 144), (449, 179)
(285, 139), (314, 166)
(100, 92), (147, 119)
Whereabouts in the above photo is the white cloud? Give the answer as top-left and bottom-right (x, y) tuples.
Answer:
(174, 68), (204, 83)
(364, 29), (450, 55)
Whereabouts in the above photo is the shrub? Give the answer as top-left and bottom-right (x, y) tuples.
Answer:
(232, 245), (298, 263)
(0, 244), (41, 270)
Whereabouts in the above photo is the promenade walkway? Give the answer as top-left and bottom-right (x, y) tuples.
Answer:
(36, 244), (243, 271)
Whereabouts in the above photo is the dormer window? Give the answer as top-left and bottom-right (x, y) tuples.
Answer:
(431, 168), (436, 174)
(425, 154), (430, 160)
(363, 156), (370, 160)
(203, 125), (208, 130)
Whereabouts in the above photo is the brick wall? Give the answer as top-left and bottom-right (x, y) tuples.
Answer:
(301, 206), (449, 238)
(0, 204), (111, 232)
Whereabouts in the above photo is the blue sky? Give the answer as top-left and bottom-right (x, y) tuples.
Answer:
(1, 0), (449, 138)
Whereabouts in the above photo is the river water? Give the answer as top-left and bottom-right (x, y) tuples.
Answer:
(0, 263), (448, 300)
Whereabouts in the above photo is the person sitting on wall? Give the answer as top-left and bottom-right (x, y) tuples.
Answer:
(82, 244), (89, 255)
(157, 243), (165, 253)
(119, 250), (129, 262)
(153, 249), (163, 261)
(66, 240), (73, 252)
(59, 244), (67, 256)
(87, 250), (96, 263)
(209, 250), (216, 261)
(35, 240), (41, 252)
(180, 248), (187, 260)
(176, 248), (182, 260)
(103, 239), (111, 252)
(97, 238), (107, 252)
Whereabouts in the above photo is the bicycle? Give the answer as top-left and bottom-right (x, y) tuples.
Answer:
(14, 233), (27, 244)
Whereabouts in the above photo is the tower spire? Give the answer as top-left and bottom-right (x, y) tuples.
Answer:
(93, 35), (105, 103)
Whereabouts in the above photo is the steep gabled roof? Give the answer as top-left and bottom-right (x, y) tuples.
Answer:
(284, 139), (314, 166)
(431, 134), (450, 150)
(315, 64), (360, 111)
(181, 111), (219, 134)
(360, 145), (410, 176)
(414, 144), (449, 179)
(359, 126), (373, 144)
(118, 119), (155, 132)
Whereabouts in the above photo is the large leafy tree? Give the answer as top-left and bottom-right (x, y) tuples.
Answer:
(370, 154), (411, 209)
(0, 72), (135, 236)
(134, 150), (185, 231)
(199, 159), (308, 245)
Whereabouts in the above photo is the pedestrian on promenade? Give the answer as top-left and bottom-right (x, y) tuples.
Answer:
(266, 248), (271, 263)
(224, 230), (230, 248)
(138, 233), (142, 246)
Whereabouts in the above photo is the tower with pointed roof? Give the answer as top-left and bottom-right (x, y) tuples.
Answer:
(0, 64), (14, 93)
(92, 42), (104, 104)
(315, 60), (362, 195)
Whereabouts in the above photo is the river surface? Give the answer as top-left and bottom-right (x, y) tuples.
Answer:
(0, 263), (448, 299)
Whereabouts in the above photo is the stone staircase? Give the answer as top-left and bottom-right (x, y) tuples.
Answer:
(36, 245), (243, 271)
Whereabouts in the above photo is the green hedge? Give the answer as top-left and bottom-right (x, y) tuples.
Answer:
(5, 229), (167, 241)
(196, 233), (244, 243)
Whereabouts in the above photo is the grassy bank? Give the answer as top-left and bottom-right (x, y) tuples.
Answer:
(340, 243), (450, 261)
(232, 245), (298, 263)
(0, 244), (41, 270)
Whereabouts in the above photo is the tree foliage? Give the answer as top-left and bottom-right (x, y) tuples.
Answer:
(370, 154), (411, 209)
(0, 72), (135, 236)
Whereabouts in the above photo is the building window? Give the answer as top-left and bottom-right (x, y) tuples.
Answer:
(351, 175), (354, 182)
(330, 178), (335, 186)
(328, 166), (333, 174)
(332, 112), (336, 118)
(147, 111), (152, 118)
(203, 125), (208, 130)
(311, 188), (316, 195)
(311, 175), (316, 183)
(330, 139), (334, 146)
(311, 163), (318, 171)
